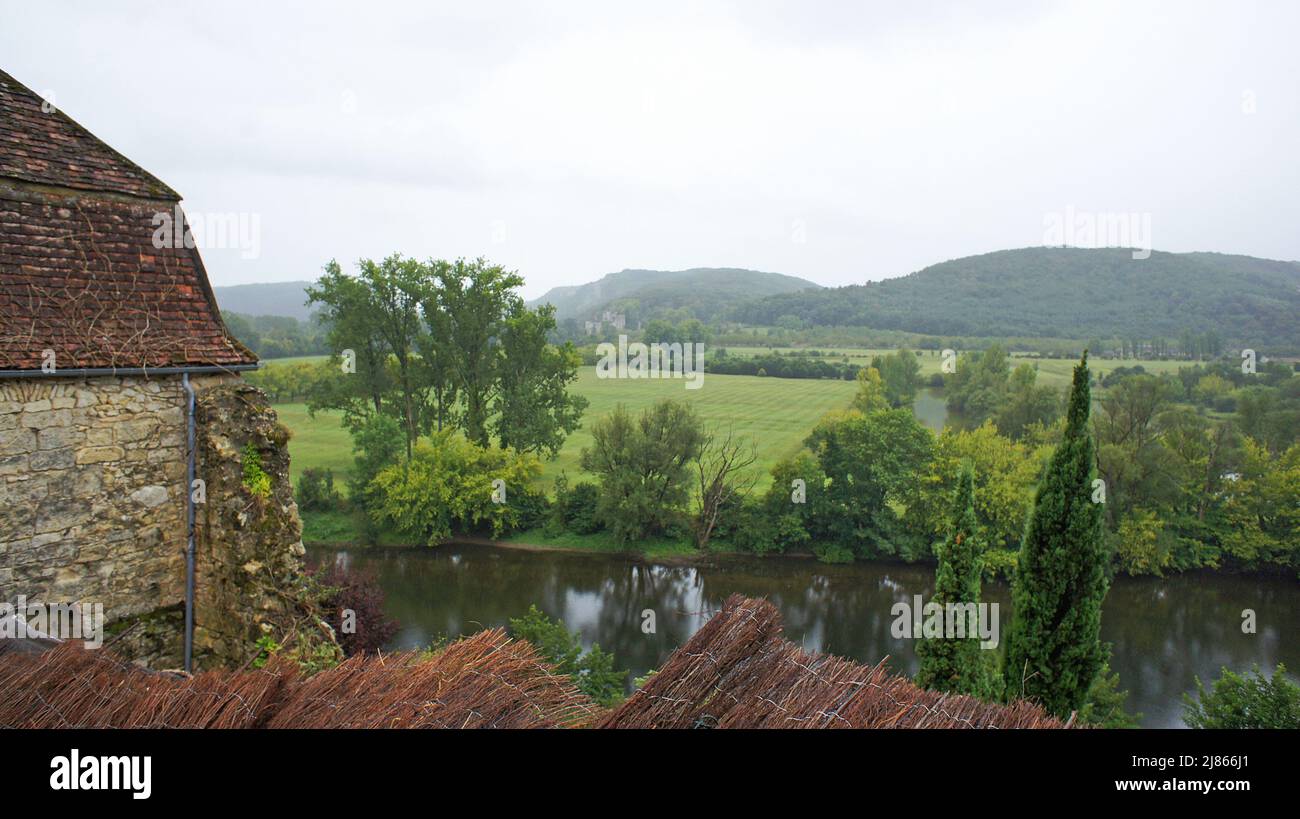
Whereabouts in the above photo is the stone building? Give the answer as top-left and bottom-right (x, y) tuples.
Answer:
(0, 69), (332, 670)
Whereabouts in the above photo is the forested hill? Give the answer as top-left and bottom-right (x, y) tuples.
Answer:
(530, 267), (820, 322)
(730, 248), (1300, 346)
(213, 280), (316, 321)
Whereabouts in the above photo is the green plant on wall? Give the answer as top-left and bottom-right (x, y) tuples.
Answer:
(242, 442), (272, 499)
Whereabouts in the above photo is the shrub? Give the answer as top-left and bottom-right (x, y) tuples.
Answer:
(296, 467), (341, 512)
(509, 605), (627, 706)
(557, 480), (603, 534)
(309, 559), (399, 657)
(1184, 664), (1300, 728)
(813, 542), (855, 564)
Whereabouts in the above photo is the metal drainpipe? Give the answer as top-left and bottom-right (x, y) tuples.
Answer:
(182, 373), (197, 673)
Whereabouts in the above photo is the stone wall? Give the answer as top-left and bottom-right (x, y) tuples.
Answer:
(0, 376), (191, 640)
(190, 380), (339, 670)
(0, 373), (333, 670)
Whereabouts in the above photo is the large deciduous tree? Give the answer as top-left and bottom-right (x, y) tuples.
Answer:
(493, 302), (588, 457)
(580, 400), (705, 545)
(430, 258), (525, 447)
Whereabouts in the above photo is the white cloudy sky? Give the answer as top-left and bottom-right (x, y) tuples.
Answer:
(2, 0), (1297, 297)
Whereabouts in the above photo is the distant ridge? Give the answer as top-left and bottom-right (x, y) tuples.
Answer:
(529, 267), (820, 322)
(213, 280), (316, 321)
(732, 247), (1300, 346)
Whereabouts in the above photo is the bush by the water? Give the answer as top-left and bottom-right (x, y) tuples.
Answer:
(296, 467), (342, 512)
(1183, 664), (1300, 729)
(309, 559), (399, 657)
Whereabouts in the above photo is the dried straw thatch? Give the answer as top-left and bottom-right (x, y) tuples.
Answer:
(599, 594), (1067, 729)
(0, 595), (1066, 729)
(0, 629), (598, 729)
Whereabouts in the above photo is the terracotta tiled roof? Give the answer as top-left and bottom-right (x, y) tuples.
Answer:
(0, 69), (177, 200)
(0, 69), (255, 371)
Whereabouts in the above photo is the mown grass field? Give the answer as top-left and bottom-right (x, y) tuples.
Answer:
(272, 365), (859, 494)
(266, 349), (1190, 497)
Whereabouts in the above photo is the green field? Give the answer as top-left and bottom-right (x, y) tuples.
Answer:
(265, 350), (1191, 496)
(273, 365), (858, 494)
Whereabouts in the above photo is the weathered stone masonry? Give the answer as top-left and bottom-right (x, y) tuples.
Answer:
(0, 374), (334, 669)
(1, 376), (191, 631)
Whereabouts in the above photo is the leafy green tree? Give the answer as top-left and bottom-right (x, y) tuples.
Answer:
(851, 366), (890, 414)
(430, 258), (525, 447)
(945, 344), (1010, 427)
(872, 349), (922, 408)
(307, 259), (393, 426)
(348, 413), (405, 507)
(915, 465), (1001, 699)
(995, 363), (1061, 440)
(580, 399), (705, 544)
(493, 302), (588, 456)
(1218, 440), (1300, 572)
(368, 430), (541, 544)
(903, 421), (1048, 554)
(1184, 664), (1300, 729)
(509, 605), (628, 707)
(1003, 352), (1112, 717)
(805, 408), (933, 558)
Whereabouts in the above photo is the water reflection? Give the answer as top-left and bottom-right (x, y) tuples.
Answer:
(312, 543), (1298, 728)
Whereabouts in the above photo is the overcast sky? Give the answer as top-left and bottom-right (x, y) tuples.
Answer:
(3, 0), (1297, 298)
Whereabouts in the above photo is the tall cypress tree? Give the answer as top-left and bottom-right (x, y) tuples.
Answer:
(916, 463), (1001, 699)
(1003, 352), (1111, 716)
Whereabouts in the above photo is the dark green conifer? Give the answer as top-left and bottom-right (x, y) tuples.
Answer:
(915, 464), (1001, 699)
(1003, 352), (1111, 717)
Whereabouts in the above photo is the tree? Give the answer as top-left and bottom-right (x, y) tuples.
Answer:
(995, 363), (1060, 440)
(693, 424), (758, 549)
(851, 366), (889, 414)
(945, 344), (1010, 427)
(1218, 440), (1300, 572)
(348, 413), (405, 507)
(509, 605), (627, 707)
(903, 421), (1048, 554)
(1003, 352), (1112, 717)
(872, 349), (922, 408)
(805, 408), (933, 558)
(915, 465), (1001, 699)
(580, 400), (705, 545)
(430, 258), (526, 447)
(357, 254), (434, 457)
(307, 259), (393, 427)
(1183, 664), (1300, 729)
(493, 302), (588, 456)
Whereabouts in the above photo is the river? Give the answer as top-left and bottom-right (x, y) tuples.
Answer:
(308, 542), (1298, 728)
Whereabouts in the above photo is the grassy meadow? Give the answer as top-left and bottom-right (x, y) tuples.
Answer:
(265, 348), (1189, 500)
(272, 364), (859, 494)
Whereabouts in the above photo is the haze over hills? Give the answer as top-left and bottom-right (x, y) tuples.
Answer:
(211, 249), (1300, 350)
(528, 267), (821, 322)
(213, 280), (317, 322)
(732, 248), (1300, 348)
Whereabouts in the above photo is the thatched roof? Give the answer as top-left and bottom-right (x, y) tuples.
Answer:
(0, 629), (598, 728)
(0, 595), (1066, 729)
(599, 594), (1067, 728)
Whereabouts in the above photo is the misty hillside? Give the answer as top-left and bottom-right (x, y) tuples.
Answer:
(213, 280), (317, 322)
(529, 267), (820, 323)
(731, 248), (1300, 346)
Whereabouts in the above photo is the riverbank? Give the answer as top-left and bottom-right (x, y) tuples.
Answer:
(301, 507), (797, 566)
